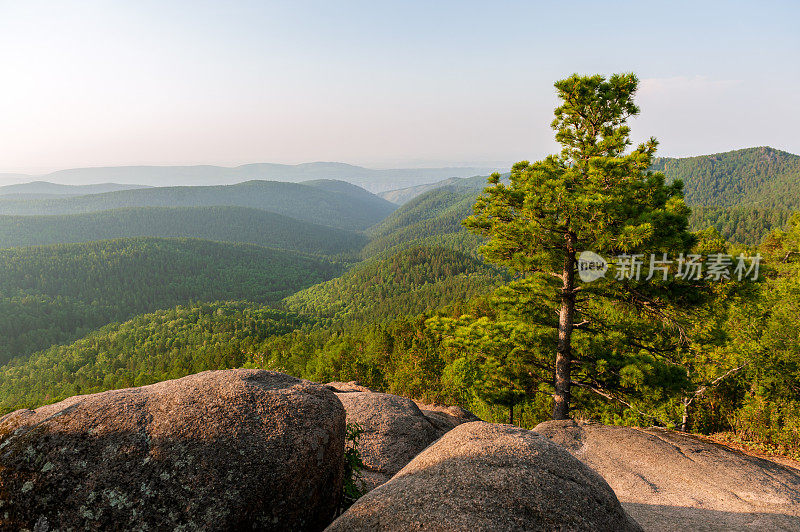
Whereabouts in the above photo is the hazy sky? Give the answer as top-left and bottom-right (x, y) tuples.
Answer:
(1, 0), (798, 174)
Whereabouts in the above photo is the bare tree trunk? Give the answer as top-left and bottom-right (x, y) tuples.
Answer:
(553, 235), (577, 420)
(509, 403), (514, 425)
(680, 397), (690, 432)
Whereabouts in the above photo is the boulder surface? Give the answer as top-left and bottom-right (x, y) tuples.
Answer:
(328, 383), (478, 491)
(534, 420), (800, 531)
(333, 390), (439, 491)
(0, 369), (346, 531)
(327, 421), (643, 531)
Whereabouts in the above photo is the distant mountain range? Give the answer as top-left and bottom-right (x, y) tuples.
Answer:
(378, 175), (488, 204)
(0, 181), (150, 197)
(2, 145), (799, 417)
(0, 162), (502, 193)
(0, 179), (396, 231)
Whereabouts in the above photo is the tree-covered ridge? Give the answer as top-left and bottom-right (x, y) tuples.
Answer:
(375, 148), (800, 245)
(0, 237), (341, 365)
(363, 187), (484, 257)
(649, 147), (800, 244)
(652, 147), (800, 209)
(285, 245), (505, 321)
(0, 301), (306, 413)
(0, 206), (366, 256)
(0, 179), (396, 231)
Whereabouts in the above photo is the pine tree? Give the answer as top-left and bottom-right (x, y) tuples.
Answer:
(462, 73), (697, 419)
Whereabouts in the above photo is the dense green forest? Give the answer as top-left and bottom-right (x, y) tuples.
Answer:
(652, 147), (800, 243)
(0, 238), (340, 365)
(0, 206), (366, 256)
(0, 179), (396, 231)
(0, 301), (306, 412)
(1, 144), (800, 459)
(689, 205), (791, 245)
(285, 246), (506, 321)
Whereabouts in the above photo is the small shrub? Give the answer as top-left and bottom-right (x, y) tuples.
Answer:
(339, 421), (367, 514)
(730, 396), (800, 456)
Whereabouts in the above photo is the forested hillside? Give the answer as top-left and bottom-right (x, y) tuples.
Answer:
(0, 302), (306, 413)
(689, 205), (791, 245)
(378, 174), (488, 204)
(650, 147), (800, 243)
(285, 246), (506, 321)
(363, 187), (485, 257)
(0, 238), (340, 364)
(0, 180), (395, 231)
(0, 206), (366, 255)
(653, 147), (800, 209)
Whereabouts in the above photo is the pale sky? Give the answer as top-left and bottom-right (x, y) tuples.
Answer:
(1, 0), (798, 174)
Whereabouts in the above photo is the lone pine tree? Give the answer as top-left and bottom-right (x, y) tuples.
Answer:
(464, 73), (696, 420)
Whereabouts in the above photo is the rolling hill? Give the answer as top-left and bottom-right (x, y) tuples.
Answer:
(0, 206), (366, 255)
(0, 237), (341, 365)
(652, 146), (800, 243)
(0, 180), (396, 231)
(378, 174), (488, 204)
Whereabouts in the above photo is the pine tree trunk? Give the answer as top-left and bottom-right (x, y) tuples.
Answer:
(509, 403), (514, 425)
(553, 235), (576, 420)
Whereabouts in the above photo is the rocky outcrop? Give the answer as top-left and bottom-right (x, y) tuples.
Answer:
(0, 369), (346, 531)
(327, 421), (643, 531)
(534, 420), (800, 531)
(328, 382), (477, 491)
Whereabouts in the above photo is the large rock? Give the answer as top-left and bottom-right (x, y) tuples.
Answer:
(327, 383), (477, 491)
(333, 390), (439, 491)
(534, 420), (800, 531)
(327, 421), (643, 531)
(0, 369), (346, 531)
